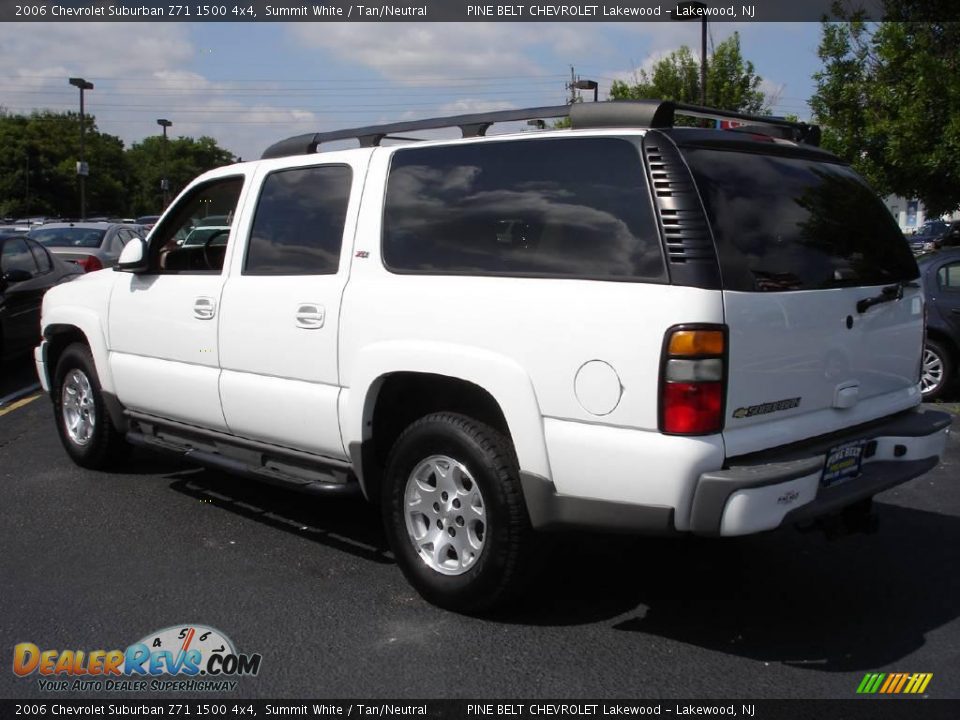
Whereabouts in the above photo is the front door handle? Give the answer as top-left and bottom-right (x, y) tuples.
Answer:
(194, 296), (217, 320)
(950, 308), (960, 315)
(295, 303), (325, 329)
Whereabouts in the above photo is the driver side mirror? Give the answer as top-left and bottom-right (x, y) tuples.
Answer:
(115, 237), (149, 273)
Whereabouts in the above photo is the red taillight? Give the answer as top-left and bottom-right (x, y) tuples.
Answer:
(660, 326), (727, 435)
(662, 382), (723, 434)
(78, 255), (103, 272)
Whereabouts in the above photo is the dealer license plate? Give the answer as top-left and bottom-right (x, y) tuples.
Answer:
(821, 439), (868, 487)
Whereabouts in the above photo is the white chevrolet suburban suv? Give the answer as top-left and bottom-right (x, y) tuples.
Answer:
(35, 101), (951, 611)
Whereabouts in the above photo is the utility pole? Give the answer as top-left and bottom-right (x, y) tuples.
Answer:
(700, 18), (708, 105)
(566, 67), (599, 104)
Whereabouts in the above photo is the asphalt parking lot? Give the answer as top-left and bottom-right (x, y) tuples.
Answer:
(1, 353), (958, 701)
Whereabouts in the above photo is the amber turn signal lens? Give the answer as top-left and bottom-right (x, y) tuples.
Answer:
(667, 330), (725, 356)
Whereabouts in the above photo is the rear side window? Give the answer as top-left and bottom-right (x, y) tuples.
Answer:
(383, 137), (665, 281)
(938, 263), (960, 290)
(245, 165), (352, 276)
(684, 149), (918, 291)
(26, 239), (53, 274)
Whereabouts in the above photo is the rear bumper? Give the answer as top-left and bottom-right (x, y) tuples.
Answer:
(689, 407), (951, 536)
(523, 407), (950, 536)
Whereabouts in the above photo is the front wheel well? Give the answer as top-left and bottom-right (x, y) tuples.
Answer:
(44, 325), (91, 385)
(361, 373), (512, 503)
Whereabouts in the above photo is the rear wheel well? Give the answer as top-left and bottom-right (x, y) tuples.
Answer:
(926, 327), (957, 361)
(362, 373), (511, 503)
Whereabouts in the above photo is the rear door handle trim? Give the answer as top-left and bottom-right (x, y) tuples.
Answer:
(193, 296), (217, 320)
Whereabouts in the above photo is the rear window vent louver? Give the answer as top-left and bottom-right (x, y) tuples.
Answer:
(643, 136), (715, 267)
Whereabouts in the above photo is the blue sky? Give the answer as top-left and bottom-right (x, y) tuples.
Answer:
(0, 21), (824, 160)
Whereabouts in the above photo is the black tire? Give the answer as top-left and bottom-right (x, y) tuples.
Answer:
(382, 412), (533, 613)
(921, 339), (953, 401)
(53, 343), (128, 469)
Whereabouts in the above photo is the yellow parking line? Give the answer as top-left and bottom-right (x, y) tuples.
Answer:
(0, 393), (41, 417)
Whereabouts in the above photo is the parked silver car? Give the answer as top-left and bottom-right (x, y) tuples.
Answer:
(29, 222), (143, 272)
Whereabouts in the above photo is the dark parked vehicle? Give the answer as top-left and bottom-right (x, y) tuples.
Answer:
(908, 219), (950, 254)
(29, 222), (143, 273)
(0, 233), (82, 361)
(135, 215), (161, 233)
(919, 247), (960, 400)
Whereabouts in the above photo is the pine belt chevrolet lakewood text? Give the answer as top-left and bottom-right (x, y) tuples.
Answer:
(35, 100), (951, 612)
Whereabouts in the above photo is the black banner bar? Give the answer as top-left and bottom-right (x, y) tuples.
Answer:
(1, 700), (959, 719)
(5, 0), (960, 23)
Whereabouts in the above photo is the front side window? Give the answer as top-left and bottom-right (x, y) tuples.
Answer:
(245, 165), (352, 276)
(2, 238), (39, 277)
(150, 176), (244, 274)
(382, 137), (665, 281)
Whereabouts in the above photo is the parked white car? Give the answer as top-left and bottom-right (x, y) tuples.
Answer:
(35, 101), (951, 611)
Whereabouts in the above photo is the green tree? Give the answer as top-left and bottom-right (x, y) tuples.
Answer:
(0, 110), (130, 218)
(610, 32), (768, 114)
(810, 8), (960, 215)
(126, 135), (235, 215)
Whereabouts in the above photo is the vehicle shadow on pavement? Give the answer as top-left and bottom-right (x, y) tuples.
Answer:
(507, 502), (959, 672)
(163, 464), (392, 566)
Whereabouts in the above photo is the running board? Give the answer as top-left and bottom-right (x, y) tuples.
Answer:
(126, 421), (360, 498)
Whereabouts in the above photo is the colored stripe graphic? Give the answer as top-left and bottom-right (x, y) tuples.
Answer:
(857, 673), (884, 694)
(857, 672), (932, 694)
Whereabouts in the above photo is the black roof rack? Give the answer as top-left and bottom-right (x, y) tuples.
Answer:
(260, 100), (820, 159)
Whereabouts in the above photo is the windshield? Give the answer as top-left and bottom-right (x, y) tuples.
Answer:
(31, 227), (106, 248)
(685, 149), (918, 291)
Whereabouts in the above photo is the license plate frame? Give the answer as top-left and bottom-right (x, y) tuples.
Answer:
(821, 438), (868, 488)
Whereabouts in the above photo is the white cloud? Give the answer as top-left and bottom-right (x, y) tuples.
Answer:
(0, 23), (320, 160)
(287, 22), (600, 83)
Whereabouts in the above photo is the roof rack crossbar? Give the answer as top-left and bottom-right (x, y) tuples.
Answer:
(260, 100), (819, 159)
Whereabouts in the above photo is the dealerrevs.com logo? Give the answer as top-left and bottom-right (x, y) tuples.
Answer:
(13, 624), (262, 692)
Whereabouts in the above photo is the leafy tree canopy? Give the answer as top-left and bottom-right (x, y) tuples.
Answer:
(610, 32), (769, 115)
(810, 6), (960, 215)
(0, 110), (235, 218)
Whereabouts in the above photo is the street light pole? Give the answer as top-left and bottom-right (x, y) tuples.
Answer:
(69, 77), (94, 220)
(157, 118), (173, 208)
(573, 79), (599, 103)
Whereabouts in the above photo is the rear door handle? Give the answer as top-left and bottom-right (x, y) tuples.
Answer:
(951, 308), (960, 315)
(295, 303), (325, 329)
(193, 296), (217, 320)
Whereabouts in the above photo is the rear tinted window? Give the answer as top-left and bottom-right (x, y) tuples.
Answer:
(383, 137), (665, 281)
(32, 227), (106, 249)
(685, 149), (917, 291)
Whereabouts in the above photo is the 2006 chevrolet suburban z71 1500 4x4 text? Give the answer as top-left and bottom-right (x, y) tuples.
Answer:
(35, 100), (951, 611)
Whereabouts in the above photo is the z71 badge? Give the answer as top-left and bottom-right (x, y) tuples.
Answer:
(732, 397), (801, 419)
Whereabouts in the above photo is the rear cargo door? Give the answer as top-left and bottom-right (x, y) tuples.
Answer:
(684, 147), (923, 457)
